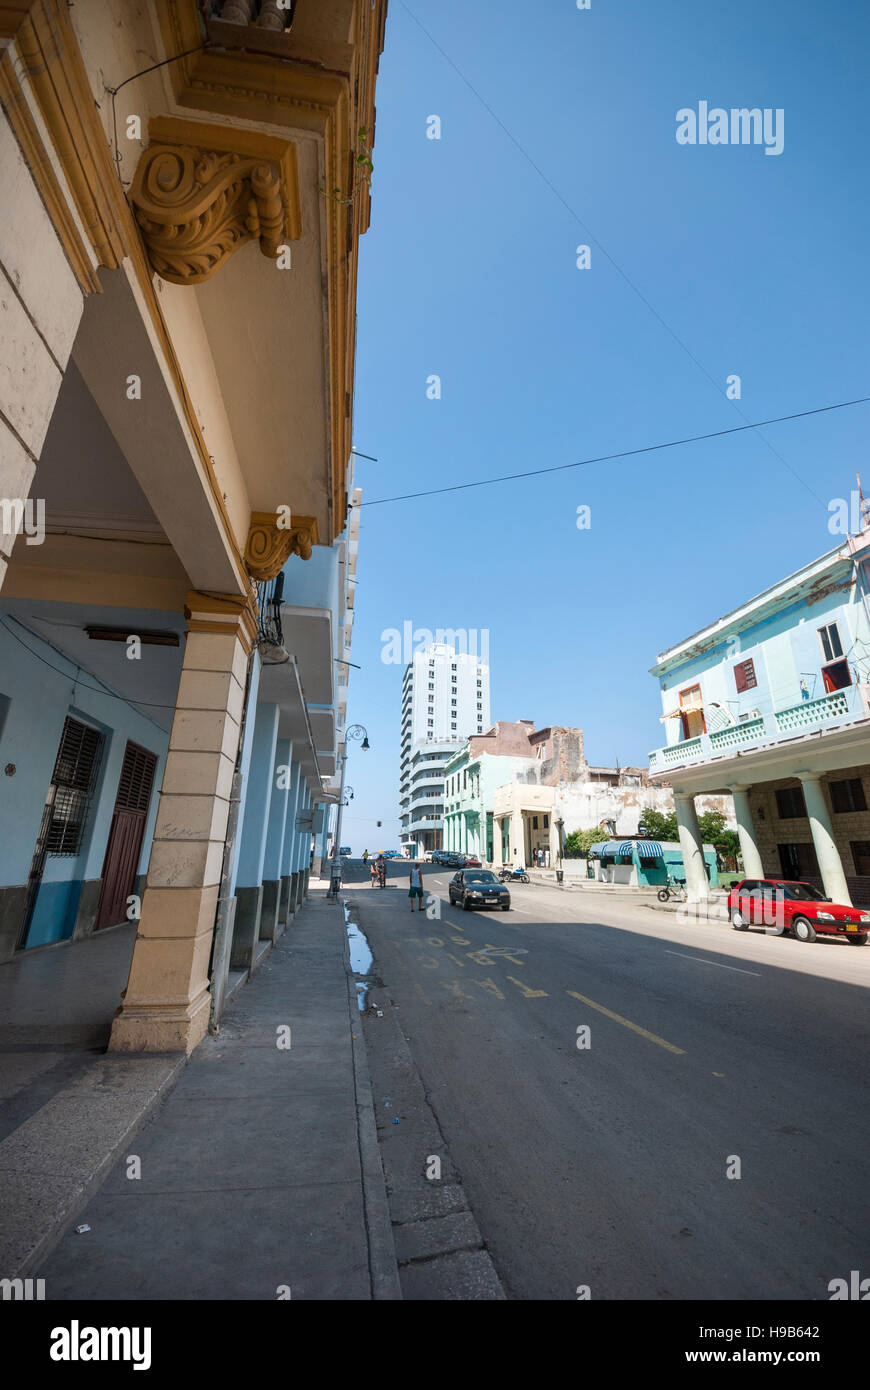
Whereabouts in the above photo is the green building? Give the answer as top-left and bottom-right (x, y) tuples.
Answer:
(443, 727), (539, 862)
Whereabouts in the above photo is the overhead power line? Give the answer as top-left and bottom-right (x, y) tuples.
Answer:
(361, 396), (870, 508)
(397, 1), (830, 504)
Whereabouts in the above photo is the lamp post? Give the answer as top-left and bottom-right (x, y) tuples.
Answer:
(556, 816), (565, 886)
(329, 725), (369, 897)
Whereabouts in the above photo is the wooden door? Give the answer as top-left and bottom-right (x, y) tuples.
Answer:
(95, 742), (157, 930)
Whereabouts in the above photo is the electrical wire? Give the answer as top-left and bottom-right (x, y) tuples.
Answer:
(397, 2), (830, 506)
(361, 397), (870, 507)
(0, 618), (178, 716)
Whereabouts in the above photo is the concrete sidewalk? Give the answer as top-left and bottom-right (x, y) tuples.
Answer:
(35, 888), (400, 1300)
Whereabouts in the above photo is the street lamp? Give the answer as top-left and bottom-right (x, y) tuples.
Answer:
(328, 725), (370, 897)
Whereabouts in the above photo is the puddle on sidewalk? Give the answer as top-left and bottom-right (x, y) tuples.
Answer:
(344, 901), (374, 1010)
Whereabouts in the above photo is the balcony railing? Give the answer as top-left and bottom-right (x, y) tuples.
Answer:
(649, 685), (867, 773)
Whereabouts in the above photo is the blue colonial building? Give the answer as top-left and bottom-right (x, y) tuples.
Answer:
(648, 529), (870, 904)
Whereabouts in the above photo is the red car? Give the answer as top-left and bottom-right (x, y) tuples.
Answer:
(727, 878), (869, 945)
(463, 856), (482, 868)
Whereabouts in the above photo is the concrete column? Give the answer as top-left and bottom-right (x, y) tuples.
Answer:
(281, 762), (301, 922)
(231, 701), (279, 969)
(798, 773), (852, 905)
(109, 595), (255, 1053)
(729, 785), (764, 880)
(510, 813), (524, 866)
(261, 738), (291, 942)
(299, 783), (312, 896)
(292, 773), (306, 908)
(674, 792), (709, 902)
(311, 802), (328, 876)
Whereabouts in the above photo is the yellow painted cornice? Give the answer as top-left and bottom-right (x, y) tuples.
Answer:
(1, 0), (251, 594)
(185, 588), (259, 652)
(154, 0), (388, 540)
(244, 511), (319, 581)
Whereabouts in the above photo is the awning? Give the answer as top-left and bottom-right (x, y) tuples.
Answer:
(590, 840), (663, 860)
(634, 840), (663, 860)
(594, 841), (632, 858)
(659, 704), (701, 722)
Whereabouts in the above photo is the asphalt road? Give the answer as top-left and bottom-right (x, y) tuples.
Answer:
(344, 859), (870, 1301)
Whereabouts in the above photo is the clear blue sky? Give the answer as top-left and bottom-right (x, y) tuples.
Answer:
(338, 0), (870, 850)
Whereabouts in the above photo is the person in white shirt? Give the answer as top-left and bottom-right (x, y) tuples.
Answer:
(408, 861), (424, 912)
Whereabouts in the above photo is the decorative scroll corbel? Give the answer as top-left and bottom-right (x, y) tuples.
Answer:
(130, 118), (300, 285)
(245, 512), (319, 581)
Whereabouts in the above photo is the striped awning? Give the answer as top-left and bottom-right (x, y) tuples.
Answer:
(590, 840), (663, 860)
(634, 840), (664, 860)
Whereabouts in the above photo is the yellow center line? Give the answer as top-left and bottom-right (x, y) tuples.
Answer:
(566, 990), (686, 1055)
(507, 975), (547, 998)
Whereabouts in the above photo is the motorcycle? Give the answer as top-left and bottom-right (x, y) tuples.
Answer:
(498, 867), (529, 884)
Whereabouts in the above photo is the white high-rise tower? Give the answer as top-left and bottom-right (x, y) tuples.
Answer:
(398, 643), (491, 855)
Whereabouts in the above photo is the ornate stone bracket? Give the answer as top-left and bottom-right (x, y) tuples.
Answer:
(245, 512), (319, 581)
(130, 117), (301, 285)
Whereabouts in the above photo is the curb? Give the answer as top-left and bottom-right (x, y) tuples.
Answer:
(349, 893), (506, 1300)
(339, 895), (403, 1301)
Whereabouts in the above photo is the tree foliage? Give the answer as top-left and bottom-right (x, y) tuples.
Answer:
(563, 827), (610, 858)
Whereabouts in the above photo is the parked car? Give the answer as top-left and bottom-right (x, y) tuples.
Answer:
(432, 850), (457, 866)
(339, 846), (352, 856)
(728, 879), (869, 944)
(448, 869), (511, 911)
(463, 856), (482, 868)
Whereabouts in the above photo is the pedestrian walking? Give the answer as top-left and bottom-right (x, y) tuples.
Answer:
(408, 860), (425, 912)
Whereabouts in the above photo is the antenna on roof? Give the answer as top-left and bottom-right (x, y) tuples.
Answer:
(857, 472), (870, 531)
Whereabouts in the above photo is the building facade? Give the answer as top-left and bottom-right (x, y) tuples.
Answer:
(0, 0), (386, 1050)
(647, 529), (870, 904)
(486, 727), (734, 870)
(443, 721), (539, 860)
(399, 642), (491, 854)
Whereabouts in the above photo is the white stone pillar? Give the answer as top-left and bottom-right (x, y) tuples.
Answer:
(729, 785), (764, 879)
(109, 592), (256, 1054)
(512, 812), (525, 866)
(674, 792), (710, 902)
(798, 773), (852, 905)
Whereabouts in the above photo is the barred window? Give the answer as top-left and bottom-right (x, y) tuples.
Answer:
(46, 718), (103, 855)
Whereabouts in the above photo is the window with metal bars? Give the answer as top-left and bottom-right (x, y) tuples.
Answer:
(46, 718), (103, 855)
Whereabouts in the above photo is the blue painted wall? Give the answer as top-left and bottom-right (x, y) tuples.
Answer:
(657, 569), (868, 745)
(0, 620), (169, 947)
